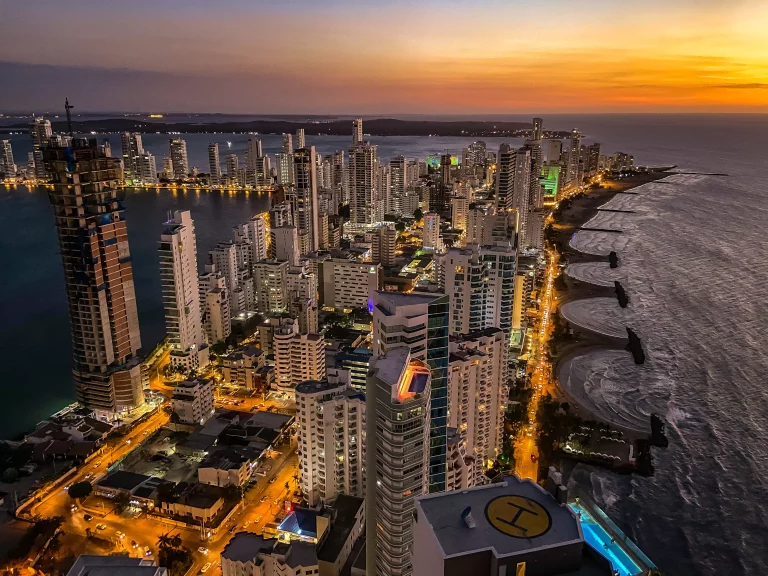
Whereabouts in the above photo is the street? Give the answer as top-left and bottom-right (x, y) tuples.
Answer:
(515, 248), (559, 480)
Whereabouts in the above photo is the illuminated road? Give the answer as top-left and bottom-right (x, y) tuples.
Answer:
(515, 249), (559, 480)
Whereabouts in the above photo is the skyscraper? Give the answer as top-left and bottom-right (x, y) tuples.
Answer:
(292, 146), (319, 254)
(0, 140), (16, 176)
(159, 211), (208, 372)
(372, 291), (449, 493)
(532, 117), (544, 140)
(352, 118), (363, 145)
(370, 225), (397, 267)
(436, 244), (516, 336)
(226, 153), (238, 179)
(169, 138), (189, 179)
(295, 128), (306, 149)
(137, 152), (157, 184)
(388, 155), (407, 215)
(348, 140), (378, 226)
(366, 347), (431, 576)
(120, 132), (144, 181)
(245, 138), (263, 170)
(208, 143), (222, 185)
(30, 117), (52, 178)
(296, 376), (365, 506)
(44, 139), (144, 413)
(524, 139), (544, 210)
(423, 212), (441, 251)
(566, 129), (582, 186)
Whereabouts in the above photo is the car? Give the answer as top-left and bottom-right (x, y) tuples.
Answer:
(143, 431), (149, 435)
(260, 495), (268, 503)
(84, 473), (93, 480)
(243, 521), (250, 528)
(116, 531), (126, 539)
(131, 540), (138, 548)
(200, 563), (212, 574)
(83, 514), (93, 522)
(198, 547), (208, 554)
(268, 477), (276, 484)
(96, 523), (107, 530)
(126, 439), (131, 444)
(229, 525), (237, 534)
(254, 515), (262, 523)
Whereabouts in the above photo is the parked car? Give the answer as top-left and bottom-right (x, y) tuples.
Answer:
(198, 547), (208, 554)
(260, 495), (268, 503)
(201, 563), (212, 574)
(83, 514), (93, 522)
(96, 523), (107, 530)
(131, 540), (138, 548)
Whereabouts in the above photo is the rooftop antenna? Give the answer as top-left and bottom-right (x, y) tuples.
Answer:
(65, 98), (74, 137)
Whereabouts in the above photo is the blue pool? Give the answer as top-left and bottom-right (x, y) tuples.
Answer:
(568, 502), (643, 576)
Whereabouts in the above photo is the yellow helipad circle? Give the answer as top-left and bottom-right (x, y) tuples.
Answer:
(485, 495), (552, 539)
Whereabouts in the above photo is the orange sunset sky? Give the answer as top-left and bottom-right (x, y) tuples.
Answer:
(1, 0), (767, 113)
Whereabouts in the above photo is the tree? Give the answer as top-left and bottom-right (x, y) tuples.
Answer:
(414, 208), (423, 222)
(3, 467), (18, 483)
(395, 222), (406, 233)
(68, 481), (93, 501)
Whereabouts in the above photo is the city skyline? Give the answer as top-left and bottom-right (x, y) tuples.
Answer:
(1, 0), (767, 113)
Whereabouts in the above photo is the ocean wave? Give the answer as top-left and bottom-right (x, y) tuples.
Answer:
(559, 298), (632, 338)
(565, 262), (624, 287)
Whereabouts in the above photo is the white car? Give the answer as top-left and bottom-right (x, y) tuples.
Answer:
(116, 531), (126, 539)
(198, 547), (209, 554)
(201, 563), (212, 573)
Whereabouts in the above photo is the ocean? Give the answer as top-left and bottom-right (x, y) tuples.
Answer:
(2, 114), (768, 574)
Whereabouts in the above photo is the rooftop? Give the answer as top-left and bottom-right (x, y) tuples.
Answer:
(221, 533), (273, 563)
(317, 495), (364, 562)
(66, 555), (166, 576)
(295, 379), (348, 395)
(415, 476), (582, 560)
(278, 507), (322, 538)
(96, 471), (150, 492)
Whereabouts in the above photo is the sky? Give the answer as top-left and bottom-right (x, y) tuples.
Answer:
(1, 0), (767, 114)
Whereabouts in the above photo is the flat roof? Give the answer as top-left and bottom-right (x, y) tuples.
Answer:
(97, 471), (150, 492)
(221, 533), (273, 563)
(317, 495), (364, 562)
(415, 476), (582, 560)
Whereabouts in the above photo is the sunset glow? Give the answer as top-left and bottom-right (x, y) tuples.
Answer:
(1, 0), (767, 112)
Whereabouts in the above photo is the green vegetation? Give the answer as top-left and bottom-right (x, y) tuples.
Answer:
(0, 443), (33, 479)
(413, 208), (423, 221)
(547, 313), (573, 357)
(157, 533), (193, 576)
(67, 481), (93, 501)
(8, 516), (63, 560)
(395, 221), (406, 233)
(535, 394), (582, 475)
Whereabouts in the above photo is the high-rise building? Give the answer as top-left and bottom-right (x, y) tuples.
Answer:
(159, 211), (209, 372)
(295, 128), (306, 150)
(208, 143), (222, 185)
(524, 139), (544, 210)
(451, 195), (469, 239)
(440, 153), (453, 186)
(271, 226), (300, 267)
(254, 259), (289, 313)
(437, 244), (517, 336)
(0, 140), (16, 176)
(565, 129), (582, 186)
(169, 138), (189, 179)
(208, 242), (239, 296)
(320, 259), (380, 310)
(137, 153), (157, 184)
(445, 429), (476, 492)
(161, 156), (173, 179)
(541, 163), (561, 204)
(233, 214), (268, 265)
(348, 141), (378, 226)
(292, 146), (319, 254)
(532, 117), (544, 140)
(226, 153), (238, 179)
(245, 138), (263, 170)
(44, 139), (144, 413)
(372, 291), (449, 493)
(388, 155), (407, 215)
(199, 265), (231, 345)
(586, 142), (601, 177)
(270, 202), (293, 229)
(467, 141), (487, 167)
(366, 348), (432, 576)
(546, 139), (563, 163)
(331, 150), (346, 205)
(273, 320), (326, 398)
(525, 208), (547, 250)
(287, 266), (319, 333)
(423, 212), (441, 251)
(352, 118), (363, 145)
(448, 328), (508, 477)
(30, 117), (52, 178)
(296, 376), (365, 506)
(371, 225), (397, 267)
(120, 132), (144, 181)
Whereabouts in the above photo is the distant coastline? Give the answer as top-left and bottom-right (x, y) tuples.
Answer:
(0, 117), (572, 138)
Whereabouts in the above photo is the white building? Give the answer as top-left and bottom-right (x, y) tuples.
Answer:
(274, 319), (326, 398)
(352, 118), (363, 145)
(169, 138), (189, 179)
(423, 212), (440, 251)
(66, 556), (167, 576)
(120, 132), (144, 181)
(271, 226), (300, 267)
(221, 533), (317, 576)
(445, 429), (477, 492)
(159, 210), (209, 371)
(320, 259), (380, 310)
(448, 328), (508, 477)
(208, 143), (222, 185)
(296, 377), (365, 506)
(234, 215), (269, 264)
(287, 267), (319, 333)
(366, 348), (431, 576)
(199, 266), (231, 344)
(525, 208), (547, 250)
(451, 195), (469, 241)
(171, 378), (214, 425)
(436, 244), (517, 336)
(371, 225), (397, 267)
(0, 140), (16, 176)
(254, 259), (289, 313)
(137, 152), (157, 184)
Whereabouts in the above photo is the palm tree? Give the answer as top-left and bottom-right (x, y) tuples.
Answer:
(157, 533), (174, 550)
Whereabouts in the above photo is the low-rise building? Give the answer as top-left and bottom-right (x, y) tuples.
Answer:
(221, 533), (318, 576)
(221, 346), (265, 390)
(198, 448), (258, 487)
(66, 555), (167, 576)
(161, 487), (224, 523)
(171, 378), (215, 425)
(317, 496), (365, 576)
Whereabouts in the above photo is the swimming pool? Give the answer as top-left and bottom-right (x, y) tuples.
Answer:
(568, 502), (644, 576)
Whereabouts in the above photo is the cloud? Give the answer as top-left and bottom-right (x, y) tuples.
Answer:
(713, 83), (768, 89)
